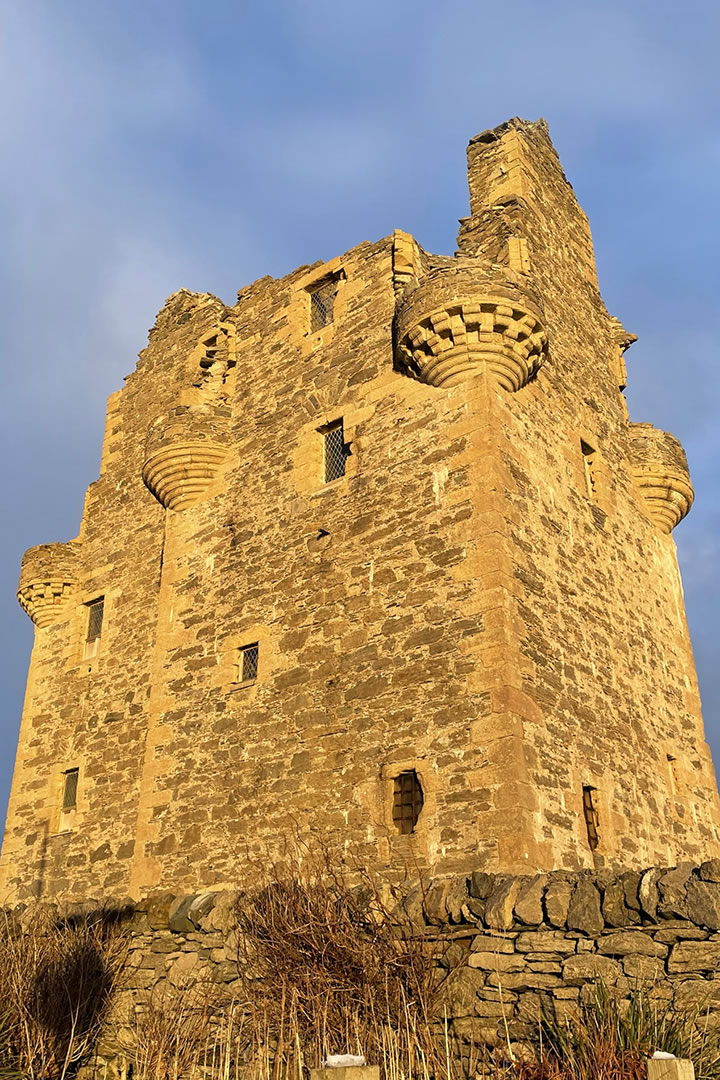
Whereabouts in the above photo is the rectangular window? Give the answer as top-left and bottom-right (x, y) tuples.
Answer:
(309, 277), (339, 333)
(582, 785), (600, 851)
(581, 440), (598, 502)
(237, 643), (259, 684)
(323, 420), (349, 483)
(57, 767), (79, 833)
(392, 771), (424, 835)
(62, 768), (79, 810)
(83, 597), (104, 660)
(86, 598), (104, 642)
(667, 754), (679, 796)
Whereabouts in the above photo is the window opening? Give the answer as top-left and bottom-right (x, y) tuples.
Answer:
(392, 770), (424, 835)
(62, 768), (79, 811)
(582, 785), (600, 851)
(309, 277), (339, 333)
(84, 597), (104, 660)
(57, 767), (79, 832)
(323, 420), (350, 483)
(581, 440), (598, 502)
(237, 643), (259, 684)
(667, 754), (679, 796)
(86, 598), (104, 643)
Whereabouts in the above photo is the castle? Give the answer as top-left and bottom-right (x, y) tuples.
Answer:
(2, 117), (719, 903)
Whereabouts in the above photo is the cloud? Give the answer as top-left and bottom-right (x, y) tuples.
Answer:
(1, 0), (720, 823)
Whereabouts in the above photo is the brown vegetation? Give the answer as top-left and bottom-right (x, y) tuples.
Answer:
(232, 845), (454, 1080)
(124, 977), (243, 1080)
(517, 985), (720, 1080)
(0, 906), (127, 1080)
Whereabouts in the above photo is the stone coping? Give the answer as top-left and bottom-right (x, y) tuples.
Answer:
(14, 861), (720, 937)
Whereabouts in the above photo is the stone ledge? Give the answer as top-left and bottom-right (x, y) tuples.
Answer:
(26, 860), (720, 938)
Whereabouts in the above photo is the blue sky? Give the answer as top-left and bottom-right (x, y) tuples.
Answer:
(1, 0), (719, 819)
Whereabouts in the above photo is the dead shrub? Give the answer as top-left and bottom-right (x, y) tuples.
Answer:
(0, 905), (127, 1080)
(232, 843), (454, 1080)
(126, 976), (238, 1080)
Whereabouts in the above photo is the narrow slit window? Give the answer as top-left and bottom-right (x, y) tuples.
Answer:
(667, 754), (679, 796)
(62, 768), (79, 811)
(392, 770), (424, 835)
(86, 598), (104, 643)
(83, 597), (104, 660)
(237, 643), (259, 684)
(582, 785), (600, 851)
(309, 277), (338, 333)
(323, 421), (349, 483)
(581, 440), (598, 502)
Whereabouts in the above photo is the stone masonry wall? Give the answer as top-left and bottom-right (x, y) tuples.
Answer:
(4, 116), (720, 903)
(49, 862), (720, 1067)
(457, 119), (720, 869)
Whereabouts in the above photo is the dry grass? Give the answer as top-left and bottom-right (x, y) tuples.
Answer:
(126, 977), (245, 1080)
(232, 843), (455, 1080)
(517, 983), (720, 1080)
(0, 906), (127, 1080)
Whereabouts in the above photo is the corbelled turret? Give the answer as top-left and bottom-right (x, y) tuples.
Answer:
(17, 542), (79, 628)
(394, 263), (547, 391)
(629, 422), (694, 533)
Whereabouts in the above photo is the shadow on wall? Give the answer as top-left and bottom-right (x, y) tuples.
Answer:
(0, 904), (129, 1080)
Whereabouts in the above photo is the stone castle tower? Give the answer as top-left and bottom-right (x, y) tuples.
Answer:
(3, 117), (719, 903)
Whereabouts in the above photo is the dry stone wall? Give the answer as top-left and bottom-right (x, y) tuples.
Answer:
(47, 862), (720, 1066)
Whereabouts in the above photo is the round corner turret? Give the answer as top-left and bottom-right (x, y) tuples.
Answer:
(17, 542), (80, 628)
(394, 263), (547, 391)
(142, 403), (230, 511)
(629, 423), (694, 533)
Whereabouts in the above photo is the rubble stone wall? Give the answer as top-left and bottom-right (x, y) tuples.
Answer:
(69, 862), (720, 1062)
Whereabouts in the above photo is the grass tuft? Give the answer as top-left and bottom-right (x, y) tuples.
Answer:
(517, 982), (720, 1080)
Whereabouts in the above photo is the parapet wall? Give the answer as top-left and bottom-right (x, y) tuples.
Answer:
(44, 861), (720, 1063)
